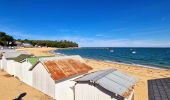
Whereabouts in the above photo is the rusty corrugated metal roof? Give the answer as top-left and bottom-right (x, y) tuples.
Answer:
(39, 55), (85, 63)
(43, 59), (92, 81)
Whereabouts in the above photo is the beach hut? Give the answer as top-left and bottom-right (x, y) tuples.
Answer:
(0, 49), (15, 70)
(10, 54), (32, 79)
(148, 78), (170, 100)
(1, 51), (22, 71)
(30, 56), (92, 100)
(16, 56), (52, 86)
(19, 57), (39, 86)
(22, 43), (33, 48)
(0, 49), (29, 74)
(74, 69), (137, 100)
(0, 53), (2, 69)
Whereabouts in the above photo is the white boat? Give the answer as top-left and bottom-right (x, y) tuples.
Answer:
(110, 50), (114, 52)
(132, 51), (136, 54)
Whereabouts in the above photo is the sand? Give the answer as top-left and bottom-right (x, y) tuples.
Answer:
(1, 47), (170, 100)
(17, 47), (56, 56)
(0, 48), (56, 100)
(85, 59), (170, 100)
(0, 70), (52, 100)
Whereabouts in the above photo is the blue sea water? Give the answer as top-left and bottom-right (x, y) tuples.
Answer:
(55, 47), (170, 69)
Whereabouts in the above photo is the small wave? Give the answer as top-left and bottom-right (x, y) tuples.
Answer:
(54, 48), (170, 70)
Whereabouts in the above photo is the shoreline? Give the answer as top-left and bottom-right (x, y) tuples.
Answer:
(16, 47), (170, 100)
(86, 58), (169, 70)
(54, 49), (170, 71)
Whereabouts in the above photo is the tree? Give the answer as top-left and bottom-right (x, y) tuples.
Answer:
(0, 31), (79, 48)
(17, 39), (78, 48)
(0, 32), (15, 46)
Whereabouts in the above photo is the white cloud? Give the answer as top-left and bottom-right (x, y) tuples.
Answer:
(9, 32), (31, 39)
(95, 34), (104, 37)
(77, 38), (170, 47)
(36, 35), (170, 47)
(0, 25), (31, 39)
(1, 24), (170, 47)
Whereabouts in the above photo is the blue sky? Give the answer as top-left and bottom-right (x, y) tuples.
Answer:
(0, 0), (170, 47)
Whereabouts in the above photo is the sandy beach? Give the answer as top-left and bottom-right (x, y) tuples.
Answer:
(0, 48), (56, 100)
(17, 47), (56, 56)
(0, 47), (170, 100)
(0, 70), (52, 100)
(85, 59), (170, 100)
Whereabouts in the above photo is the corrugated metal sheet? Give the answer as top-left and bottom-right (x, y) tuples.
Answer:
(39, 55), (85, 63)
(11, 54), (32, 62)
(148, 78), (170, 100)
(3, 52), (22, 59)
(28, 55), (85, 70)
(0, 49), (29, 58)
(0, 49), (16, 53)
(75, 69), (137, 98)
(43, 59), (92, 81)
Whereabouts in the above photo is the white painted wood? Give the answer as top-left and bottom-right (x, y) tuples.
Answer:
(15, 62), (22, 79)
(21, 61), (33, 86)
(55, 77), (79, 100)
(75, 83), (134, 100)
(32, 62), (85, 100)
(0, 59), (2, 69)
(6, 60), (16, 75)
(1, 56), (7, 70)
(32, 63), (55, 98)
(75, 83), (117, 100)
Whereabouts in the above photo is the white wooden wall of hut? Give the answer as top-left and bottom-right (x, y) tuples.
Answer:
(0, 59), (2, 69)
(6, 60), (16, 75)
(1, 56), (7, 70)
(32, 63), (55, 98)
(75, 83), (134, 100)
(14, 62), (22, 79)
(55, 77), (78, 100)
(21, 61), (33, 86)
(75, 83), (117, 100)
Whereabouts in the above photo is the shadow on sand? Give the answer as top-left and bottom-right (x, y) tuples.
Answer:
(13, 92), (27, 100)
(3, 74), (13, 78)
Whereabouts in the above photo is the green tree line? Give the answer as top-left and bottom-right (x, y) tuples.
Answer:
(18, 39), (78, 48)
(0, 32), (78, 48)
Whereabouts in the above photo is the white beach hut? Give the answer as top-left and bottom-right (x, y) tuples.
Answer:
(10, 54), (32, 80)
(0, 55), (7, 70)
(30, 55), (92, 100)
(0, 49), (16, 70)
(74, 69), (137, 100)
(0, 49), (30, 75)
(1, 51), (22, 72)
(0, 53), (3, 69)
(19, 57), (39, 86)
(15, 55), (53, 86)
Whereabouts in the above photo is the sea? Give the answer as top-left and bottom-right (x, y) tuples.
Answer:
(55, 47), (170, 69)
